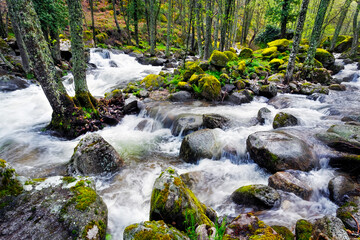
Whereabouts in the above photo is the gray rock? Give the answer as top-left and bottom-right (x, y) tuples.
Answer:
(169, 91), (192, 102)
(268, 171), (313, 200)
(222, 84), (236, 93)
(328, 175), (357, 205)
(312, 216), (349, 240)
(337, 196), (360, 232)
(203, 114), (230, 129)
(68, 133), (124, 175)
(179, 129), (222, 163)
(123, 221), (189, 240)
(129, 51), (143, 59)
(273, 112), (299, 129)
(171, 114), (203, 136)
(231, 184), (281, 210)
(259, 83), (278, 98)
(228, 90), (253, 105)
(109, 60), (118, 67)
(299, 82), (329, 95)
(94, 48), (110, 59)
(124, 97), (139, 114)
(0, 75), (30, 92)
(196, 224), (216, 240)
(246, 131), (317, 173)
(257, 107), (272, 125)
(329, 61), (345, 75)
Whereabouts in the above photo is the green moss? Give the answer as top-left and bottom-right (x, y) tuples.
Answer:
(82, 220), (106, 240)
(267, 39), (290, 52)
(0, 159), (6, 168)
(295, 219), (313, 240)
(198, 75), (221, 101)
(250, 226), (283, 240)
(140, 74), (165, 90)
(95, 32), (109, 44)
(262, 47), (278, 57)
(0, 161), (23, 199)
(63, 176), (77, 184)
(70, 180), (97, 211)
(209, 50), (229, 67)
(271, 225), (294, 240)
(224, 51), (238, 61)
(239, 48), (253, 59)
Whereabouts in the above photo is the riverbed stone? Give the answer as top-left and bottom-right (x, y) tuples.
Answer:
(246, 131), (317, 173)
(68, 133), (124, 175)
(300, 82), (329, 95)
(228, 90), (253, 105)
(202, 114), (230, 129)
(0, 75), (30, 92)
(231, 184), (281, 210)
(312, 216), (349, 240)
(273, 112), (299, 129)
(317, 124), (360, 155)
(179, 129), (222, 163)
(257, 107), (272, 125)
(268, 171), (313, 200)
(259, 83), (278, 98)
(209, 50), (229, 68)
(337, 196), (360, 232)
(329, 153), (360, 175)
(328, 175), (358, 205)
(171, 114), (204, 136)
(169, 91), (192, 102)
(123, 220), (190, 240)
(149, 168), (214, 231)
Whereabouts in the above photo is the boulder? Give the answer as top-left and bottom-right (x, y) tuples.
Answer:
(273, 112), (299, 129)
(0, 160), (107, 240)
(169, 91), (192, 102)
(315, 48), (335, 69)
(202, 114), (230, 129)
(231, 184), (281, 210)
(149, 168), (214, 231)
(224, 51), (238, 61)
(259, 83), (278, 98)
(196, 224), (216, 240)
(123, 220), (190, 240)
(312, 216), (349, 240)
(267, 39), (290, 52)
(209, 50), (229, 68)
(337, 196), (360, 232)
(328, 61), (345, 75)
(246, 131), (317, 173)
(299, 82), (329, 95)
(228, 90), (253, 105)
(317, 124), (360, 155)
(224, 213), (281, 239)
(124, 96), (140, 114)
(262, 47), (278, 57)
(171, 114), (204, 136)
(328, 175), (358, 205)
(329, 84), (346, 91)
(140, 74), (165, 91)
(271, 225), (294, 240)
(257, 107), (272, 125)
(334, 36), (353, 53)
(295, 219), (313, 240)
(269, 58), (285, 70)
(180, 129), (222, 163)
(268, 73), (285, 83)
(68, 133), (124, 175)
(0, 75), (30, 92)
(239, 48), (253, 59)
(198, 75), (221, 101)
(268, 171), (313, 200)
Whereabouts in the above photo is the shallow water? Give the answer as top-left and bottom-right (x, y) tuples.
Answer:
(0, 50), (359, 239)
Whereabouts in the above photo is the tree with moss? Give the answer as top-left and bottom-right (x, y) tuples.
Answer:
(304, 0), (331, 67)
(203, 0), (212, 60)
(145, 0), (161, 55)
(89, 0), (96, 47)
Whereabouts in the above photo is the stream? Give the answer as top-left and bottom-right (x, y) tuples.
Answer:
(0, 49), (359, 239)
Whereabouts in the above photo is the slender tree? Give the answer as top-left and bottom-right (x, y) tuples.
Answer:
(203, 0), (212, 59)
(219, 0), (234, 51)
(90, 0), (96, 47)
(241, 0), (253, 45)
(113, 0), (122, 33)
(165, 0), (173, 57)
(350, 0), (360, 56)
(280, 0), (290, 38)
(133, 0), (140, 46)
(285, 0), (310, 84)
(329, 0), (353, 51)
(0, 9), (6, 38)
(195, 0), (203, 57)
(304, 0), (331, 67)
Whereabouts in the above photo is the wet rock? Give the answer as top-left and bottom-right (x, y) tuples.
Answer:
(328, 175), (358, 205)
(224, 213), (281, 239)
(300, 82), (329, 95)
(271, 225), (294, 240)
(315, 49), (335, 69)
(169, 91), (192, 102)
(273, 112), (299, 129)
(109, 60), (118, 68)
(94, 48), (110, 59)
(149, 168), (214, 231)
(306, 93), (326, 102)
(337, 196), (360, 232)
(268, 73), (285, 83)
(342, 73), (358, 82)
(171, 114), (203, 136)
(179, 129), (222, 163)
(149, 57), (167, 66)
(209, 50), (229, 68)
(317, 124), (360, 155)
(328, 61), (345, 75)
(312, 216), (349, 240)
(228, 90), (253, 105)
(246, 131), (317, 173)
(124, 97), (140, 114)
(222, 84), (236, 93)
(268, 171), (313, 200)
(329, 84), (346, 91)
(268, 95), (294, 109)
(196, 224), (216, 240)
(259, 83), (278, 98)
(231, 184), (281, 210)
(68, 133), (124, 175)
(257, 107), (272, 125)
(0, 75), (30, 92)
(329, 153), (360, 175)
(203, 114), (230, 129)
(295, 219), (313, 240)
(138, 89), (149, 98)
(129, 51), (143, 59)
(123, 220), (189, 240)
(0, 160), (107, 240)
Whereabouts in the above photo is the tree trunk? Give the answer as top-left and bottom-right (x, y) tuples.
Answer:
(166, 0), (173, 57)
(0, 51), (14, 70)
(214, 15), (219, 50)
(280, 0), (290, 38)
(220, 0), (233, 51)
(113, 0), (122, 33)
(0, 9), (6, 38)
(304, 0), (331, 67)
(149, 0), (157, 56)
(285, 0), (310, 84)
(241, 0), (253, 46)
(203, 0), (212, 59)
(67, 0), (97, 111)
(134, 0), (139, 47)
(50, 28), (61, 64)
(90, 0), (96, 47)
(350, 1), (360, 57)
(195, 0), (203, 58)
(329, 0), (352, 51)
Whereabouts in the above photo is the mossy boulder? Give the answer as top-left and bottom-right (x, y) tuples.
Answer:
(68, 133), (124, 175)
(295, 219), (313, 240)
(0, 159), (23, 200)
(171, 114), (204, 136)
(334, 35), (353, 53)
(219, 73), (231, 84)
(209, 50), (229, 67)
(235, 79), (246, 90)
(315, 48), (335, 69)
(123, 220), (189, 240)
(238, 60), (246, 73)
(336, 196), (360, 231)
(273, 112), (299, 129)
(271, 225), (294, 240)
(262, 47), (278, 57)
(224, 213), (282, 239)
(268, 73), (285, 83)
(312, 216), (349, 240)
(268, 171), (313, 200)
(316, 124), (360, 155)
(267, 39), (290, 52)
(246, 131), (317, 173)
(183, 62), (205, 81)
(149, 168), (215, 231)
(179, 129), (222, 163)
(140, 74), (165, 91)
(224, 51), (238, 61)
(307, 68), (332, 84)
(299, 82), (329, 95)
(259, 83), (278, 98)
(95, 32), (109, 44)
(198, 75), (221, 101)
(269, 58), (285, 70)
(231, 184), (281, 210)
(239, 48), (253, 58)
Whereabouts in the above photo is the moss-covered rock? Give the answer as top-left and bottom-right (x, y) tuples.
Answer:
(329, 84), (346, 91)
(235, 79), (246, 90)
(267, 39), (290, 52)
(224, 51), (238, 61)
(183, 61), (205, 81)
(271, 225), (294, 240)
(198, 75), (221, 101)
(295, 219), (313, 240)
(219, 73), (231, 84)
(141, 74), (165, 91)
(268, 73), (285, 83)
(228, 90), (254, 105)
(231, 184), (281, 210)
(334, 35), (353, 53)
(262, 47), (278, 57)
(0, 159), (23, 200)
(203, 114), (230, 129)
(312, 216), (349, 240)
(238, 60), (246, 73)
(336, 196), (360, 231)
(95, 32), (108, 44)
(299, 82), (329, 95)
(269, 58), (285, 70)
(123, 220), (189, 240)
(209, 50), (229, 67)
(315, 48), (335, 69)
(259, 83), (278, 98)
(273, 112), (299, 129)
(239, 48), (253, 59)
(149, 168), (214, 231)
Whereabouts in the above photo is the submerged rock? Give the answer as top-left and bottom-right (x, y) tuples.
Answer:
(68, 133), (124, 175)
(179, 129), (222, 163)
(149, 168), (214, 231)
(273, 112), (299, 129)
(231, 184), (281, 210)
(123, 220), (189, 240)
(246, 131), (317, 173)
(171, 114), (203, 136)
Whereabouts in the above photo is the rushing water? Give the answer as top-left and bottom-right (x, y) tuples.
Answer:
(0, 49), (359, 239)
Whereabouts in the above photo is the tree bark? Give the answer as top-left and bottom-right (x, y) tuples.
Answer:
(285, 0), (310, 84)
(350, 1), (360, 57)
(329, 0), (352, 51)
(220, 0), (233, 51)
(133, 0), (139, 47)
(166, 0), (173, 57)
(241, 0), (252, 45)
(280, 0), (290, 38)
(90, 0), (96, 47)
(149, 0), (157, 56)
(113, 0), (122, 33)
(0, 9), (6, 38)
(203, 0), (212, 60)
(304, 0), (331, 67)
(50, 28), (61, 64)
(195, 0), (203, 58)
(0, 51), (14, 70)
